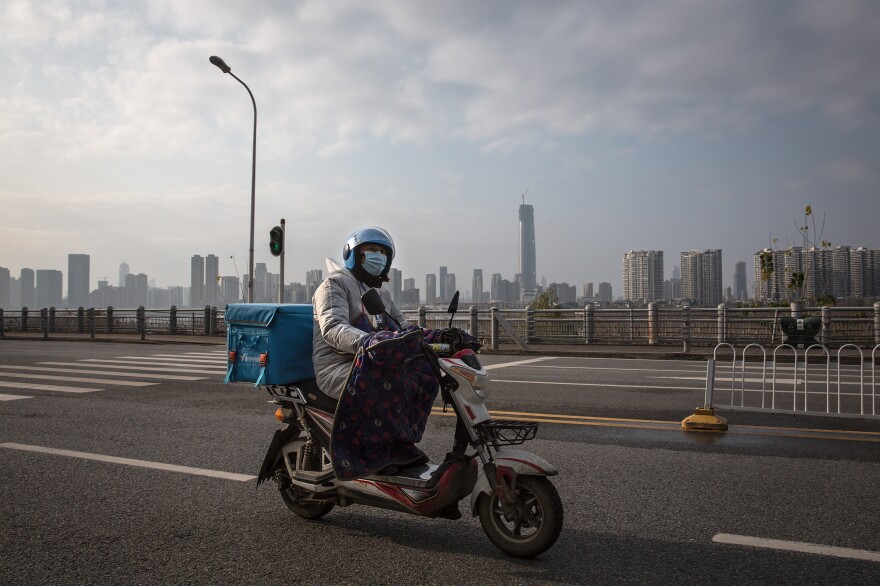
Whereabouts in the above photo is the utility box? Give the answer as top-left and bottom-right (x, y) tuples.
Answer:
(224, 304), (315, 386)
(780, 316), (821, 347)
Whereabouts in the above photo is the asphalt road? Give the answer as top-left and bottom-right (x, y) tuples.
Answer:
(1, 340), (878, 585)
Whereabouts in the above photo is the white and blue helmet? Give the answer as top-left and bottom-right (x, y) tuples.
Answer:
(342, 226), (395, 273)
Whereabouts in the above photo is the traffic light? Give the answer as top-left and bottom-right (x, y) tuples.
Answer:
(269, 226), (284, 257)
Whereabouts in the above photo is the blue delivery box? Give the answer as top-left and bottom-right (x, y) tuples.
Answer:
(224, 304), (315, 386)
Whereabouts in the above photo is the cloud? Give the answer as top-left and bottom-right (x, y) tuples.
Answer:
(1, 0), (878, 165)
(821, 159), (877, 184)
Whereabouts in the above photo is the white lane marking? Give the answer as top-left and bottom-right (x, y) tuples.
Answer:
(493, 379), (702, 391)
(184, 352), (228, 356)
(0, 443), (257, 482)
(0, 366), (204, 381)
(484, 357), (556, 370)
(529, 365), (708, 373)
(0, 393), (33, 401)
(0, 381), (101, 393)
(69, 360), (226, 373)
(713, 533), (880, 562)
(0, 372), (155, 387)
(118, 356), (224, 364)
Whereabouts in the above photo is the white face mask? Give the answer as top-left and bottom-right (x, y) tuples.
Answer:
(362, 251), (386, 276)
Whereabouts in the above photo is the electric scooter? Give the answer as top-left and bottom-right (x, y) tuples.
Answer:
(257, 290), (563, 558)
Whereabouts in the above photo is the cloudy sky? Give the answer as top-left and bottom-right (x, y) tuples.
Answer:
(2, 0), (878, 299)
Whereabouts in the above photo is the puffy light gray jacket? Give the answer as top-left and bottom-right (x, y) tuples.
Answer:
(311, 268), (411, 399)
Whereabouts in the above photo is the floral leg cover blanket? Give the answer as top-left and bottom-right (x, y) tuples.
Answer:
(330, 328), (439, 480)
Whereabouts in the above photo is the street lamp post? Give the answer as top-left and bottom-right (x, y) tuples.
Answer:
(209, 55), (257, 303)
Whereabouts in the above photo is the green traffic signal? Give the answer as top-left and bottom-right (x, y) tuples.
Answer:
(269, 226), (284, 257)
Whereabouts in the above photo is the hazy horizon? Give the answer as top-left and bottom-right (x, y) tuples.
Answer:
(3, 1), (878, 298)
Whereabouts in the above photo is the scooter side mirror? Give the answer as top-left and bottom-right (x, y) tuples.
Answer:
(447, 291), (460, 315)
(361, 289), (386, 316)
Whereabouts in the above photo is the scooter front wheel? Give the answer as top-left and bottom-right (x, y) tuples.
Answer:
(478, 475), (563, 558)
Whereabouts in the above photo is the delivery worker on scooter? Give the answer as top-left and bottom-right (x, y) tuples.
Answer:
(311, 226), (413, 400)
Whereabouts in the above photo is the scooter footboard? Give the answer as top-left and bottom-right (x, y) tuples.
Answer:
(470, 449), (558, 515)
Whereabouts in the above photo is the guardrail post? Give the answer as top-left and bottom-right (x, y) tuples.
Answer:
(107, 306), (114, 333)
(77, 307), (85, 332)
(21, 307), (28, 332)
(0, 308), (4, 337)
(137, 306), (146, 340)
(526, 306), (535, 343)
(584, 304), (594, 344)
(203, 305), (211, 335)
(87, 308), (95, 339)
(874, 301), (880, 345)
(41, 308), (48, 339)
(717, 303), (727, 344)
(49, 307), (56, 332)
(209, 306), (218, 335)
(469, 305), (478, 337)
(418, 306), (426, 328)
(490, 306), (499, 350)
(648, 302), (658, 345)
(170, 305), (177, 335)
(821, 305), (831, 347)
(681, 357), (728, 431)
(682, 305), (691, 353)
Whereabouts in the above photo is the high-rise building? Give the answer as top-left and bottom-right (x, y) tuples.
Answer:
(425, 274), (437, 305)
(445, 273), (456, 302)
(622, 250), (664, 303)
(36, 269), (63, 307)
(832, 246), (851, 300)
(389, 268), (402, 305)
(190, 255), (205, 307)
(220, 277), (241, 304)
(734, 261), (747, 300)
(119, 261), (129, 287)
(0, 267), (9, 308)
(254, 263), (268, 302)
(680, 250), (723, 306)
(598, 282), (612, 304)
(439, 267), (448, 303)
(306, 269), (323, 288)
(584, 283), (594, 298)
(21, 268), (35, 307)
(68, 254), (90, 308)
(519, 202), (536, 299)
(205, 254), (220, 304)
(472, 269), (483, 306)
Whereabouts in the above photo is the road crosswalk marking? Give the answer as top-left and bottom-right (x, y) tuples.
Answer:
(0, 372), (156, 387)
(0, 393), (33, 401)
(0, 381), (102, 393)
(72, 360), (226, 373)
(81, 358), (226, 372)
(116, 355), (225, 364)
(0, 366), (204, 381)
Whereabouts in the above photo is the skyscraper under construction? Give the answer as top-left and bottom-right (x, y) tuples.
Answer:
(519, 201), (536, 300)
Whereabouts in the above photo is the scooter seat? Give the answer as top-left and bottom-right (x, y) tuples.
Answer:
(297, 379), (339, 414)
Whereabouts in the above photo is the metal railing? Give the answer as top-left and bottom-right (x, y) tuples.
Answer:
(704, 343), (879, 419)
(0, 306), (225, 339)
(2, 301), (879, 348)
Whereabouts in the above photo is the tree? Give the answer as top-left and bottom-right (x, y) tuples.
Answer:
(531, 287), (560, 310)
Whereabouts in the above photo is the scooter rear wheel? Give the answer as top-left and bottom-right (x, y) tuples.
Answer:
(478, 475), (563, 558)
(274, 463), (335, 520)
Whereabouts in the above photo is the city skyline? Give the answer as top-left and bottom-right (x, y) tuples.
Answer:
(2, 2), (878, 305)
(5, 237), (880, 308)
